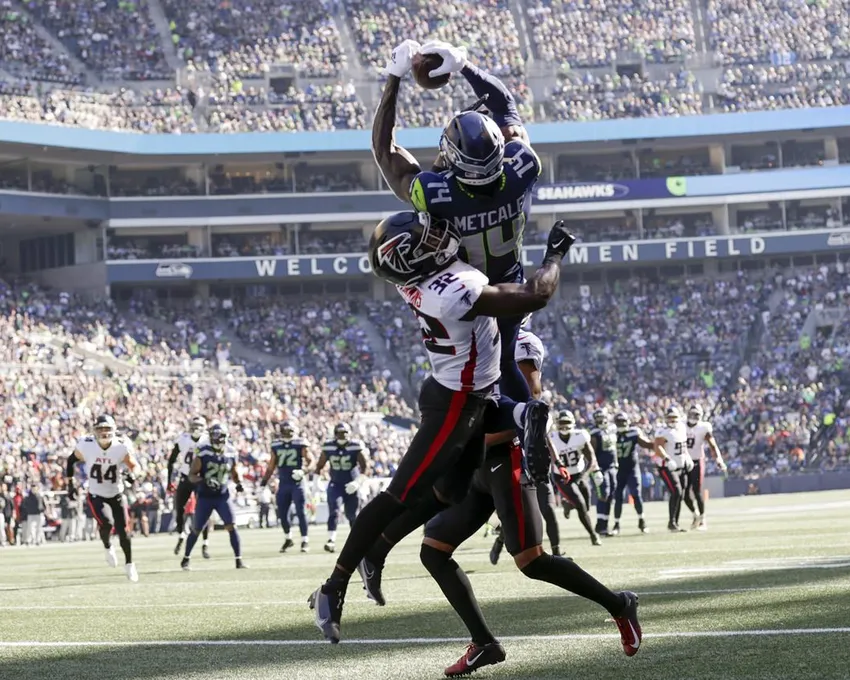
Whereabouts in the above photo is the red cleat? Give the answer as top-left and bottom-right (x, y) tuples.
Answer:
(613, 591), (642, 656)
(444, 642), (506, 677)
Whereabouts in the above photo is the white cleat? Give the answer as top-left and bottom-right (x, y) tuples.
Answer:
(105, 546), (118, 568)
(697, 518), (707, 532)
(125, 563), (139, 582)
(691, 514), (702, 531)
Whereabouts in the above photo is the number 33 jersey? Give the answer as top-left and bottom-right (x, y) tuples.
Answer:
(398, 259), (500, 393)
(74, 435), (134, 497)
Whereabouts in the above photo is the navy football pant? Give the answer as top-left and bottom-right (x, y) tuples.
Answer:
(194, 493), (236, 530)
(277, 484), (308, 536)
(594, 467), (617, 532)
(497, 315), (531, 403)
(327, 483), (359, 531)
(613, 465), (644, 520)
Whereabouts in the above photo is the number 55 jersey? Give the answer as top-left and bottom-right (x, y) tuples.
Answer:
(75, 434), (134, 497)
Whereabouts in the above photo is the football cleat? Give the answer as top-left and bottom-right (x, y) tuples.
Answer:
(105, 546), (118, 568)
(613, 591), (641, 656)
(444, 642), (506, 677)
(591, 533), (602, 546)
(309, 584), (345, 644)
(181, 557), (191, 571)
(638, 518), (649, 534)
(489, 535), (504, 565)
(280, 538), (295, 553)
(125, 563), (139, 583)
(668, 523), (687, 533)
(173, 537), (184, 556)
(235, 559), (248, 569)
(523, 400), (551, 484)
(691, 514), (702, 531)
(301, 541), (310, 553)
(551, 545), (562, 557)
(324, 540), (336, 553)
(202, 545), (211, 560)
(697, 517), (707, 532)
(356, 557), (386, 606)
(562, 504), (572, 520)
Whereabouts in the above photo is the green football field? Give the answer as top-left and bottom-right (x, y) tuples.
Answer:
(1, 490), (849, 680)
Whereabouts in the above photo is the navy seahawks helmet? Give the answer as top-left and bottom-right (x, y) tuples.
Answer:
(614, 412), (630, 432)
(593, 408), (609, 428)
(369, 211), (461, 287)
(440, 111), (505, 186)
(334, 422), (351, 445)
(280, 421), (296, 441)
(208, 421), (228, 450)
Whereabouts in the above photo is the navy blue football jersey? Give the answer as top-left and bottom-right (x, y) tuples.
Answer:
(272, 438), (306, 483)
(590, 425), (619, 470)
(616, 428), (645, 467)
(410, 139), (541, 284)
(322, 439), (364, 485)
(196, 443), (236, 497)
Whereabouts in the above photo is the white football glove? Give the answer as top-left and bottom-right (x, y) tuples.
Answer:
(344, 479), (360, 495)
(420, 40), (468, 77)
(665, 458), (679, 472)
(683, 455), (695, 473)
(291, 469), (305, 482)
(385, 39), (421, 78)
(590, 470), (604, 488)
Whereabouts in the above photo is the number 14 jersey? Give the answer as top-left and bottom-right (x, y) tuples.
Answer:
(397, 259), (500, 393)
(74, 435), (134, 497)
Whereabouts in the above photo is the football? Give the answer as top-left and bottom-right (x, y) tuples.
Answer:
(412, 52), (451, 90)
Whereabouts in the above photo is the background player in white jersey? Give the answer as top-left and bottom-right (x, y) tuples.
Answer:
(654, 406), (694, 532)
(686, 404), (727, 530)
(549, 410), (603, 546)
(310, 211), (573, 644)
(167, 416), (212, 558)
(66, 414), (140, 582)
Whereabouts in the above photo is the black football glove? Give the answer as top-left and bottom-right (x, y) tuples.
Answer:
(67, 479), (77, 502)
(235, 482), (244, 494)
(124, 473), (136, 486)
(545, 220), (576, 259)
(259, 479), (267, 488)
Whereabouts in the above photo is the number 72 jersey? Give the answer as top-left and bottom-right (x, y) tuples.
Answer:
(410, 139), (541, 284)
(75, 435), (134, 497)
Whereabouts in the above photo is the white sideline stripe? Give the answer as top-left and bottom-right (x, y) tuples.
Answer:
(3, 629), (850, 647)
(4, 582), (848, 611)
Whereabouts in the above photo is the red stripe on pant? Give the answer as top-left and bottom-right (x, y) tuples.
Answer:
(660, 468), (676, 494)
(400, 391), (468, 502)
(86, 494), (104, 527)
(510, 444), (526, 551)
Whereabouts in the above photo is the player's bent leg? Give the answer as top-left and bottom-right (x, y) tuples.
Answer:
(535, 483), (561, 555)
(110, 496), (137, 582)
(223, 524), (247, 569)
(570, 479), (600, 545)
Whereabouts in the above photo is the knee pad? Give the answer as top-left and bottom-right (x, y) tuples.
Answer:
(420, 543), (453, 573)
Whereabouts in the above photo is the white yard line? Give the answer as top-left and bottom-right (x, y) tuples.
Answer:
(2, 628), (850, 648)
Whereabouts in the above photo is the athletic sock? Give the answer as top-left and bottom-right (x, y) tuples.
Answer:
(421, 544), (496, 646)
(521, 554), (624, 615)
(184, 531), (199, 558)
(367, 491), (447, 567)
(229, 530), (241, 558)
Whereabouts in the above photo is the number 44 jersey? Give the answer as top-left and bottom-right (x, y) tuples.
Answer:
(397, 259), (500, 392)
(75, 434), (135, 497)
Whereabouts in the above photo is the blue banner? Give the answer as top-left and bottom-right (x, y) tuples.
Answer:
(535, 177), (686, 204)
(106, 229), (850, 283)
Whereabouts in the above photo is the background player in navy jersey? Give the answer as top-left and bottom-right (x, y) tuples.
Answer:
(260, 421), (313, 553)
(590, 408), (619, 536)
(180, 421), (247, 570)
(314, 423), (368, 554)
(611, 412), (655, 535)
(372, 38), (541, 408)
(166, 415), (211, 559)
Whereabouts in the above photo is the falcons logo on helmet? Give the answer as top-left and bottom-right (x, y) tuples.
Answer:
(377, 232), (414, 275)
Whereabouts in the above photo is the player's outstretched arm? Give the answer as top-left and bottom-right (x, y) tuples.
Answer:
(517, 359), (543, 400)
(706, 432), (727, 471)
(373, 40), (423, 203)
(637, 433), (655, 449)
(462, 221), (574, 319)
(653, 437), (672, 464)
(188, 456), (203, 485)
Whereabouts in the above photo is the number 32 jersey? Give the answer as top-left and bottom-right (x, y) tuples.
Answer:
(398, 260), (500, 392)
(74, 435), (134, 497)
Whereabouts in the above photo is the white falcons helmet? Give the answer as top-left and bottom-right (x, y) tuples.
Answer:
(665, 406), (681, 427)
(556, 410), (576, 435)
(94, 414), (116, 447)
(687, 404), (704, 426)
(190, 416), (207, 439)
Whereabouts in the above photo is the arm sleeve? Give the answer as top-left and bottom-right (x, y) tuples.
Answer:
(166, 443), (180, 479)
(66, 453), (79, 478)
(460, 64), (521, 128)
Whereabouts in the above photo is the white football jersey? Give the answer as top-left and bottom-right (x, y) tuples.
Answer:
(549, 428), (590, 475)
(74, 435), (134, 497)
(515, 330), (545, 371)
(175, 432), (203, 476)
(658, 424), (689, 465)
(397, 260), (500, 392)
(686, 421), (713, 460)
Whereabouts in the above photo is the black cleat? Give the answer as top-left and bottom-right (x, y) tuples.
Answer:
(309, 584), (345, 644)
(202, 545), (211, 560)
(180, 557), (191, 571)
(280, 538), (295, 553)
(610, 522), (621, 536)
(444, 641), (506, 677)
(301, 541), (309, 553)
(174, 537), (184, 556)
(489, 536), (504, 566)
(324, 540), (335, 553)
(563, 505), (572, 520)
(668, 522), (687, 533)
(236, 559), (248, 569)
(522, 400), (550, 481)
(356, 557), (386, 606)
(638, 518), (649, 534)
(551, 545), (562, 557)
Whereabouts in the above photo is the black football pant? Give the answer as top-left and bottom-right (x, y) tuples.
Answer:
(552, 472), (596, 539)
(659, 466), (690, 526)
(686, 457), (706, 516)
(87, 493), (132, 564)
(535, 481), (560, 552)
(175, 475), (210, 539)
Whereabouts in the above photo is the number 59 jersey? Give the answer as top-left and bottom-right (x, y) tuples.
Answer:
(74, 435), (134, 497)
(397, 259), (500, 393)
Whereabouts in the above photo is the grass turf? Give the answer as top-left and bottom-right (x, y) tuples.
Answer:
(1, 490), (849, 680)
